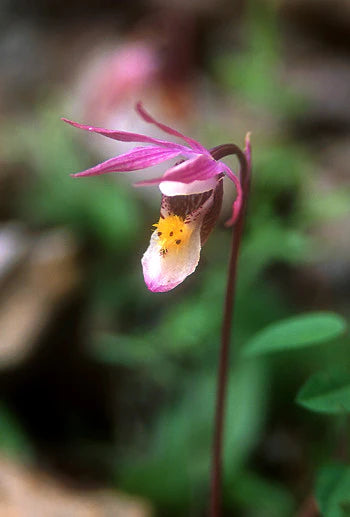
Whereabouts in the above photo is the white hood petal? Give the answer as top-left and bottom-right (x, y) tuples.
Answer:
(159, 177), (218, 196)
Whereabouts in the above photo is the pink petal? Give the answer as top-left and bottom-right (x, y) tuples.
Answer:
(134, 154), (221, 187)
(62, 118), (188, 152)
(136, 102), (207, 153)
(221, 164), (243, 226)
(70, 146), (181, 177)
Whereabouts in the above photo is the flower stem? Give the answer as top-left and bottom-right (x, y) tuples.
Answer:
(209, 143), (251, 517)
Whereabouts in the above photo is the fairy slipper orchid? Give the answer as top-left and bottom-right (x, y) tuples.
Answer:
(63, 103), (246, 292)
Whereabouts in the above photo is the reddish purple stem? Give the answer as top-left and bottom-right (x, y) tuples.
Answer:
(209, 143), (251, 517)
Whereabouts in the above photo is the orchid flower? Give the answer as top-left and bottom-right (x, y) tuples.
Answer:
(63, 103), (246, 292)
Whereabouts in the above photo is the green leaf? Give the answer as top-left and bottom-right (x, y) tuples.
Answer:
(243, 312), (347, 357)
(316, 464), (350, 517)
(296, 370), (350, 414)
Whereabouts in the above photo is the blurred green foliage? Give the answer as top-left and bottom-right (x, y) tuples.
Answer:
(316, 464), (350, 517)
(212, 0), (306, 115)
(297, 369), (350, 415)
(118, 362), (267, 515)
(3, 107), (141, 252)
(227, 470), (295, 517)
(0, 405), (33, 462)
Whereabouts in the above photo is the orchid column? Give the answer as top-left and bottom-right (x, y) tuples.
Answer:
(63, 103), (251, 516)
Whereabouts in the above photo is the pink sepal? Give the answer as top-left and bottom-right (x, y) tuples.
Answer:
(70, 146), (182, 177)
(62, 117), (188, 152)
(136, 102), (207, 154)
(222, 165), (243, 227)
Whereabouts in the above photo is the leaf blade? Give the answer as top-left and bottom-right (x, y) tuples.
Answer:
(243, 312), (347, 357)
(316, 464), (350, 517)
(296, 370), (350, 414)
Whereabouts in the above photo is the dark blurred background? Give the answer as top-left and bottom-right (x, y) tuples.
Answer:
(0, 0), (349, 515)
